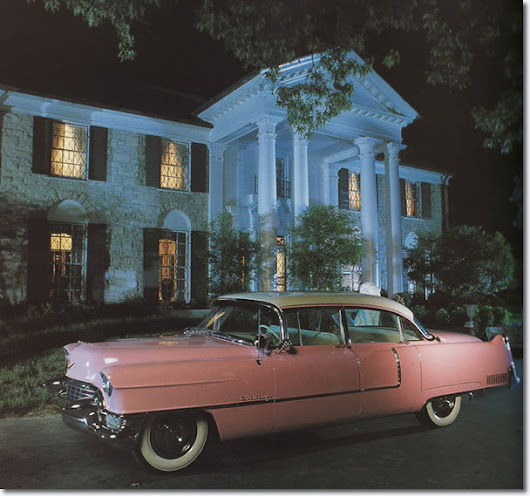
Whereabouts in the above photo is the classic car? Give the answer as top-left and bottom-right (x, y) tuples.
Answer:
(59, 292), (519, 472)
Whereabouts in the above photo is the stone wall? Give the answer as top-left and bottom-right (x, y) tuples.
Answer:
(0, 112), (208, 303)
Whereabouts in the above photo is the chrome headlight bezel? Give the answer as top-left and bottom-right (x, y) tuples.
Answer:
(100, 372), (114, 397)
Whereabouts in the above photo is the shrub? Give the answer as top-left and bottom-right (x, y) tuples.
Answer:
(478, 306), (495, 327)
(411, 305), (432, 324)
(449, 306), (468, 327)
(392, 292), (412, 307)
(411, 292), (427, 307)
(434, 308), (450, 325)
(427, 290), (452, 310)
(493, 306), (510, 326)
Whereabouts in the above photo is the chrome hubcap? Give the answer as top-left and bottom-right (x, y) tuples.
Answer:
(150, 413), (197, 459)
(432, 396), (455, 418)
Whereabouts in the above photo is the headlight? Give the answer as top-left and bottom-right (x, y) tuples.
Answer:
(100, 372), (114, 397)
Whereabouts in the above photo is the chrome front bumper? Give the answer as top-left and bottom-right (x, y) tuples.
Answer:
(59, 379), (144, 445)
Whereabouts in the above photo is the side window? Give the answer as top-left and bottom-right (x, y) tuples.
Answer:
(345, 308), (401, 344)
(283, 307), (342, 346)
(401, 317), (422, 341)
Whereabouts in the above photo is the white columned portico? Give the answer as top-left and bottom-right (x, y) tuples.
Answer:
(291, 131), (309, 220)
(256, 117), (280, 291)
(208, 143), (227, 222)
(355, 137), (381, 286)
(384, 142), (405, 296)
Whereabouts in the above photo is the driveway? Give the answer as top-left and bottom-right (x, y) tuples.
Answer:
(0, 360), (523, 489)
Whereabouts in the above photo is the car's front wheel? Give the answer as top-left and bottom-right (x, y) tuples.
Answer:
(418, 394), (462, 428)
(137, 411), (208, 472)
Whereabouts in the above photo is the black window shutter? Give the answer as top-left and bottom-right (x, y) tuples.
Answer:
(400, 179), (407, 216)
(421, 182), (432, 219)
(87, 224), (108, 303)
(89, 126), (108, 181)
(32, 117), (52, 175)
(191, 231), (208, 306)
(191, 143), (209, 193)
(27, 218), (50, 304)
(143, 228), (160, 302)
(338, 168), (349, 209)
(145, 135), (161, 187)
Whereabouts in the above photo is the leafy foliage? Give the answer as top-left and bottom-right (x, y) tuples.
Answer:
(288, 205), (363, 291)
(405, 226), (515, 302)
(35, 0), (521, 149)
(207, 213), (261, 298)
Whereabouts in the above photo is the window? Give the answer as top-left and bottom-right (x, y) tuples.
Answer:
(276, 158), (291, 198)
(51, 122), (88, 179)
(199, 303), (280, 344)
(276, 236), (286, 291)
(405, 181), (418, 217)
(348, 172), (361, 210)
(344, 307), (401, 343)
(49, 223), (86, 302)
(284, 307), (343, 346)
(160, 140), (189, 190)
(342, 264), (362, 292)
(400, 317), (422, 341)
(32, 117), (108, 180)
(158, 231), (188, 302)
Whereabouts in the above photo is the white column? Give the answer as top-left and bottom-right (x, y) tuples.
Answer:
(384, 142), (406, 296)
(256, 118), (279, 291)
(208, 143), (226, 222)
(292, 131), (309, 220)
(328, 165), (339, 207)
(355, 137), (381, 286)
(319, 160), (330, 205)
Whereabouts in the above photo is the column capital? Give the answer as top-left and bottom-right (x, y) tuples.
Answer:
(354, 136), (382, 159)
(208, 142), (227, 161)
(290, 128), (309, 146)
(256, 116), (282, 139)
(385, 141), (406, 160)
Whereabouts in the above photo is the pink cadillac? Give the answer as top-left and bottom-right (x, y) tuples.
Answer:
(60, 292), (519, 472)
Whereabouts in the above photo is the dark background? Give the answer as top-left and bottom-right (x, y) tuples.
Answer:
(0, 0), (522, 261)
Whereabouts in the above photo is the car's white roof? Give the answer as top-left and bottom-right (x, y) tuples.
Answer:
(216, 292), (415, 320)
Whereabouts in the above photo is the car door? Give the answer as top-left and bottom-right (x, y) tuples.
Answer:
(272, 306), (362, 431)
(344, 307), (422, 417)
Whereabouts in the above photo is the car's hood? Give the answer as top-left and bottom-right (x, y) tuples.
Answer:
(429, 330), (482, 344)
(65, 333), (256, 384)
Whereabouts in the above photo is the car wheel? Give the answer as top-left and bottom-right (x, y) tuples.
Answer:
(137, 411), (208, 472)
(418, 395), (462, 428)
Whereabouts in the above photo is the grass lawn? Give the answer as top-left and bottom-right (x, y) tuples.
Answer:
(0, 311), (203, 418)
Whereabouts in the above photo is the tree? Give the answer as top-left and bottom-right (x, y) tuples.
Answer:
(404, 226), (514, 302)
(35, 0), (522, 150)
(288, 205), (363, 291)
(207, 212), (261, 298)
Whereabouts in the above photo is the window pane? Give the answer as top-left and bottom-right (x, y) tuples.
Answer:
(160, 140), (188, 190)
(405, 182), (417, 217)
(283, 307), (342, 346)
(401, 318), (422, 341)
(49, 223), (86, 302)
(348, 172), (361, 210)
(345, 308), (401, 343)
(51, 122), (87, 178)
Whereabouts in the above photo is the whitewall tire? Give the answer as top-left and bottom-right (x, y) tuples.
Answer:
(421, 395), (462, 427)
(137, 412), (208, 472)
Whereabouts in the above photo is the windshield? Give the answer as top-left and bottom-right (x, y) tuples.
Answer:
(414, 316), (434, 340)
(197, 302), (281, 345)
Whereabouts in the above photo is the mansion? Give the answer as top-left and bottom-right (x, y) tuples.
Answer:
(0, 52), (449, 306)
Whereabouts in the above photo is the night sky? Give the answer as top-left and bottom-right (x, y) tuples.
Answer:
(0, 0), (522, 257)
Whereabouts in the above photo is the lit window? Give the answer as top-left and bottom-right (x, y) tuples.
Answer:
(405, 182), (418, 217)
(51, 122), (88, 178)
(160, 140), (188, 190)
(276, 236), (286, 291)
(158, 232), (188, 302)
(348, 173), (361, 211)
(49, 224), (86, 302)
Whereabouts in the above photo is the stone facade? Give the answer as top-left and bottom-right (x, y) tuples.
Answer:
(0, 103), (209, 304)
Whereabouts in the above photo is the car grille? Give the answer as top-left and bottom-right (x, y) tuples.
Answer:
(64, 379), (97, 403)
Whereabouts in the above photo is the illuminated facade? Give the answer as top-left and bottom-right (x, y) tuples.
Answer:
(0, 52), (449, 305)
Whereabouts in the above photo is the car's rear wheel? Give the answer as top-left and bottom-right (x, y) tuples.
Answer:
(418, 394), (462, 427)
(137, 411), (208, 472)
